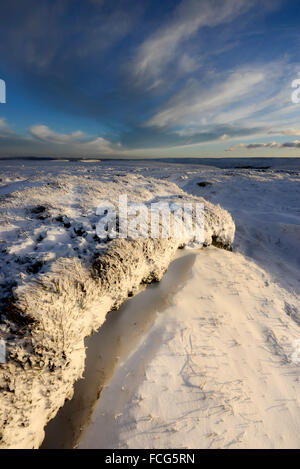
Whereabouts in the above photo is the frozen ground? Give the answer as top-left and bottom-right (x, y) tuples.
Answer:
(78, 157), (300, 449)
(0, 157), (299, 449)
(80, 247), (300, 449)
(0, 158), (234, 449)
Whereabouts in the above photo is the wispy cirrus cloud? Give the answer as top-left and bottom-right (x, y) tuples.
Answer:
(142, 58), (300, 152)
(133, 0), (257, 85)
(268, 128), (300, 137)
(145, 67), (267, 128)
(0, 0), (298, 157)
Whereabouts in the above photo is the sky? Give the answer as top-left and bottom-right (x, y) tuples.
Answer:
(1, 0), (300, 158)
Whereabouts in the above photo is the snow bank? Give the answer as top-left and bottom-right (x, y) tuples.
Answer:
(0, 169), (234, 449)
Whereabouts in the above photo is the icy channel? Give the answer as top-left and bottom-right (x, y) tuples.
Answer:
(41, 249), (197, 449)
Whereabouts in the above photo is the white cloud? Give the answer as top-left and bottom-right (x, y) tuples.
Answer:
(134, 0), (255, 82)
(146, 68), (266, 128)
(219, 134), (230, 141)
(269, 128), (300, 137)
(0, 121), (123, 157)
(143, 57), (300, 147)
(176, 54), (200, 74)
(0, 118), (12, 134)
(29, 125), (84, 144)
(83, 136), (122, 154)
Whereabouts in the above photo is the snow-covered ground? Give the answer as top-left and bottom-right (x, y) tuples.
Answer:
(0, 158), (234, 449)
(78, 158), (300, 449)
(80, 247), (300, 449)
(0, 157), (299, 449)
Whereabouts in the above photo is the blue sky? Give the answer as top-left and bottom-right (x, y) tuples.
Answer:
(1, 0), (300, 158)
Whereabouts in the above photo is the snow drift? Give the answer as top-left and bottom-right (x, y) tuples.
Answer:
(0, 171), (234, 449)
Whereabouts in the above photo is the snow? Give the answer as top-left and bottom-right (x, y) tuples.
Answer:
(77, 158), (300, 449)
(0, 159), (234, 449)
(79, 247), (300, 449)
(0, 157), (299, 449)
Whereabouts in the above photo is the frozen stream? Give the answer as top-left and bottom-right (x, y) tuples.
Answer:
(41, 249), (197, 449)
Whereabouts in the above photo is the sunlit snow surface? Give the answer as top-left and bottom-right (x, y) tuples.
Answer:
(0, 158), (234, 449)
(78, 158), (300, 450)
(0, 157), (300, 449)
